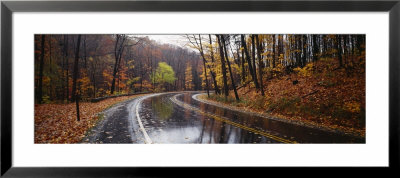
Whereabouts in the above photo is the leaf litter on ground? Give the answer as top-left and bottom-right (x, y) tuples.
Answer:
(35, 94), (147, 143)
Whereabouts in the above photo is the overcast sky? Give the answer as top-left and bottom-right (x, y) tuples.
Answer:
(137, 35), (191, 49)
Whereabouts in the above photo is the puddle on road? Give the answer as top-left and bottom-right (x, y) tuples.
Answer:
(139, 93), (278, 143)
(138, 92), (364, 143)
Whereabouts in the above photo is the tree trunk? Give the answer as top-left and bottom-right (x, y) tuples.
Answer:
(356, 35), (363, 56)
(302, 35), (307, 67)
(251, 35), (259, 89)
(296, 35), (302, 67)
(322, 35), (328, 57)
(312, 35), (319, 62)
(72, 35), (81, 102)
(278, 34), (283, 61)
(72, 35), (82, 121)
(241, 48), (246, 82)
(198, 35), (210, 97)
(111, 35), (126, 94)
(111, 36), (120, 94)
(343, 35), (347, 65)
(75, 93), (80, 121)
(351, 35), (355, 56)
(61, 36), (65, 101)
(337, 35), (343, 68)
(65, 35), (70, 102)
(83, 35), (87, 68)
(272, 34), (276, 68)
(241, 35), (258, 88)
(221, 35), (239, 101)
(208, 34), (221, 95)
(49, 35), (53, 100)
(255, 35), (265, 96)
(37, 35), (45, 104)
(216, 35), (229, 100)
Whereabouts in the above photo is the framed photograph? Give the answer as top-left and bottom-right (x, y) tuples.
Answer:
(1, 0), (399, 176)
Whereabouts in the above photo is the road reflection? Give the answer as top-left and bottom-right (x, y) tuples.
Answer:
(138, 92), (365, 143)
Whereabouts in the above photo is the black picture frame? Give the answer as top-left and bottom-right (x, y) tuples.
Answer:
(1, 0), (399, 177)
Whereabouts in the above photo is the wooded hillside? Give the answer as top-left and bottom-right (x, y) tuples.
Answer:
(34, 34), (203, 104)
(189, 34), (365, 135)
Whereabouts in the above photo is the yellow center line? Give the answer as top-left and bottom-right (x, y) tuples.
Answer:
(171, 95), (297, 144)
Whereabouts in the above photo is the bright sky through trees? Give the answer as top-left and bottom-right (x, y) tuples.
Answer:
(136, 35), (190, 49)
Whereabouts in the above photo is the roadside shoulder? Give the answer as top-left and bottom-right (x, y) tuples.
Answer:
(193, 93), (364, 139)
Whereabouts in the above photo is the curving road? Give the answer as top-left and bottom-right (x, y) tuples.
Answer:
(83, 92), (365, 144)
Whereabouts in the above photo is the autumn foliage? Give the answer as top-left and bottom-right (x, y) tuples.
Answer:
(207, 57), (365, 136)
(34, 34), (366, 143)
(34, 35), (203, 104)
(189, 34), (366, 137)
(34, 95), (146, 143)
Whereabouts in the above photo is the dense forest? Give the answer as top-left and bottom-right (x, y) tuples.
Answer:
(187, 34), (365, 135)
(35, 34), (365, 141)
(34, 34), (203, 104)
(185, 34), (365, 100)
(35, 34), (364, 102)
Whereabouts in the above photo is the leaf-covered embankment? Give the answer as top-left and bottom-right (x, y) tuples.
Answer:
(203, 57), (365, 137)
(34, 94), (148, 143)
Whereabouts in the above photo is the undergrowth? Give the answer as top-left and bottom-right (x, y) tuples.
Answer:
(206, 57), (365, 136)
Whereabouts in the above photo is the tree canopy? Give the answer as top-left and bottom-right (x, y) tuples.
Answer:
(151, 62), (177, 85)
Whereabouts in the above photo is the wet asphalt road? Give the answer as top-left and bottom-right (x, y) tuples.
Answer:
(83, 92), (365, 144)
